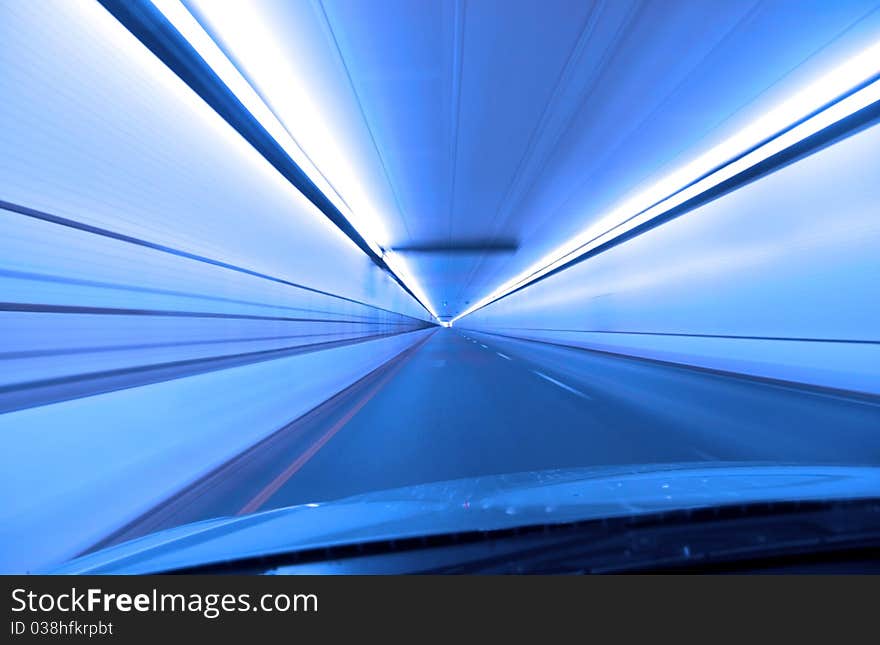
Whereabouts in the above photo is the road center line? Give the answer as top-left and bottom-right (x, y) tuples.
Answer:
(237, 336), (425, 515)
(532, 370), (592, 400)
(496, 352), (511, 360)
(480, 344), (488, 349)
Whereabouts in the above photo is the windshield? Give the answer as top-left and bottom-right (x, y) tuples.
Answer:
(1, 0), (879, 575)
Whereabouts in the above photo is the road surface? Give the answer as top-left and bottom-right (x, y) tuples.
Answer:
(97, 328), (880, 548)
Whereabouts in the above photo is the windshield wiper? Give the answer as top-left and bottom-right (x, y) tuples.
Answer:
(426, 499), (880, 574)
(166, 498), (880, 574)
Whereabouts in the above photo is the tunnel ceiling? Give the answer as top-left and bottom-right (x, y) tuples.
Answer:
(182, 0), (880, 319)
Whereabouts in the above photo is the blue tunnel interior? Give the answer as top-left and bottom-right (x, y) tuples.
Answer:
(1, 0), (880, 574)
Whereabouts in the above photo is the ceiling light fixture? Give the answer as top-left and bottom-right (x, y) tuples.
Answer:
(122, 0), (438, 319)
(452, 38), (880, 323)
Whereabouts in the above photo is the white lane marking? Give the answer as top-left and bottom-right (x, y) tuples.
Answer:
(480, 344), (488, 349)
(532, 371), (592, 399)
(496, 352), (511, 360)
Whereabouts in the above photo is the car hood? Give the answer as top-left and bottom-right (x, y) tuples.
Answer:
(51, 463), (880, 574)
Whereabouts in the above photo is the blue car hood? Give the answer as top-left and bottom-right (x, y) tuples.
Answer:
(51, 463), (880, 574)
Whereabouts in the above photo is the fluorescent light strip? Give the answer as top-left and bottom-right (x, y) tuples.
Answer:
(146, 0), (438, 319)
(453, 39), (880, 323)
(383, 250), (439, 319)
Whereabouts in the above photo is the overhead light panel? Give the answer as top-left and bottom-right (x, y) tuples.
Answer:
(122, 0), (438, 319)
(453, 38), (880, 322)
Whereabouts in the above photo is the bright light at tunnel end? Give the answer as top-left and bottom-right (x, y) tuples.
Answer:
(145, 0), (440, 321)
(451, 38), (880, 323)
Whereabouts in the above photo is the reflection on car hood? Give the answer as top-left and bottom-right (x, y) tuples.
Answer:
(51, 463), (880, 574)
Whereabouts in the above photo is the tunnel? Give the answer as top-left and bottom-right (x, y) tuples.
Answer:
(1, 0), (880, 574)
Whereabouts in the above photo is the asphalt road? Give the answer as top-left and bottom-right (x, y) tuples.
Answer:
(100, 328), (880, 547)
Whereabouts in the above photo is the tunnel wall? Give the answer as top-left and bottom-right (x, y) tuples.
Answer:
(0, 1), (433, 572)
(461, 118), (880, 395)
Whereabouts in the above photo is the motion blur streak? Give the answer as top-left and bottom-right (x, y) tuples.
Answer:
(0, 0), (432, 572)
(1, 0), (879, 573)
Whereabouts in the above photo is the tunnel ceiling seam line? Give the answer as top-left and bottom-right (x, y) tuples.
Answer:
(501, 0), (762, 270)
(450, 0), (642, 308)
(453, 0), (607, 304)
(314, 0), (414, 242)
(443, 0), (467, 311)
